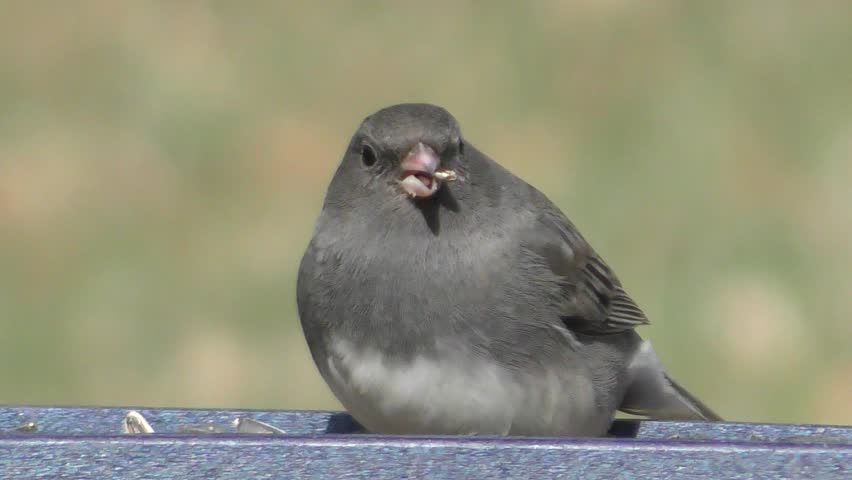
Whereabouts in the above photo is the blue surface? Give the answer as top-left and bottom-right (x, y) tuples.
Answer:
(1, 406), (850, 479)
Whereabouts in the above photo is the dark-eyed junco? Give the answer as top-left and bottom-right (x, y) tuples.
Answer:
(297, 103), (720, 436)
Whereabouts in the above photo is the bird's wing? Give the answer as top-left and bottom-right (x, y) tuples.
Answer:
(523, 210), (649, 335)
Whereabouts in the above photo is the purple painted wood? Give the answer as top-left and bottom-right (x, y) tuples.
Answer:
(1, 407), (850, 479)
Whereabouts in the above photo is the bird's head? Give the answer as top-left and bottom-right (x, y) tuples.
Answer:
(331, 103), (464, 203)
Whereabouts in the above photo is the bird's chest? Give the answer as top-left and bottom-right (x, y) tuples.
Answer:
(314, 234), (507, 336)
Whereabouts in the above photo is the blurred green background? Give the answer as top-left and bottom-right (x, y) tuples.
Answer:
(1, 1), (850, 425)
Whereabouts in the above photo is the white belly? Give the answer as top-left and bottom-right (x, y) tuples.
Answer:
(324, 338), (611, 436)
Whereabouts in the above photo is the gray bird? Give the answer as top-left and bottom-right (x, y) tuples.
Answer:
(297, 103), (721, 437)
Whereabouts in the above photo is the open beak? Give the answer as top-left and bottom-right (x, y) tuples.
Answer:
(399, 142), (457, 198)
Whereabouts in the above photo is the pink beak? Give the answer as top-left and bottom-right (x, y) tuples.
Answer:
(399, 142), (440, 198)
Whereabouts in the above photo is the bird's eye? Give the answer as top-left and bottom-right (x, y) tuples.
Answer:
(458, 139), (465, 156)
(361, 144), (377, 167)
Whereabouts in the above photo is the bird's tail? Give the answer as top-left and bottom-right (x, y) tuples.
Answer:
(661, 373), (723, 421)
(618, 340), (722, 421)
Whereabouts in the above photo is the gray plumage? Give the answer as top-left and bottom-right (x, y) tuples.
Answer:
(297, 103), (721, 437)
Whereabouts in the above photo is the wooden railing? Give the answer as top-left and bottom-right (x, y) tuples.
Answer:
(1, 406), (849, 478)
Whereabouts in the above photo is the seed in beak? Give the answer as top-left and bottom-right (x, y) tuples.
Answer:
(433, 169), (458, 182)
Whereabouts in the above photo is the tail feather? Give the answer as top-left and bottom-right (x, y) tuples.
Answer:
(619, 340), (722, 421)
(663, 374), (723, 421)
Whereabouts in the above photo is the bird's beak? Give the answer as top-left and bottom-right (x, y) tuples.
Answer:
(399, 142), (457, 198)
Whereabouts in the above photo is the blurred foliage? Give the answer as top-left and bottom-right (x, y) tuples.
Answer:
(0, 1), (850, 425)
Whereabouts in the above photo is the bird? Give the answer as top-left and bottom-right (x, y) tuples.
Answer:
(296, 103), (721, 437)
